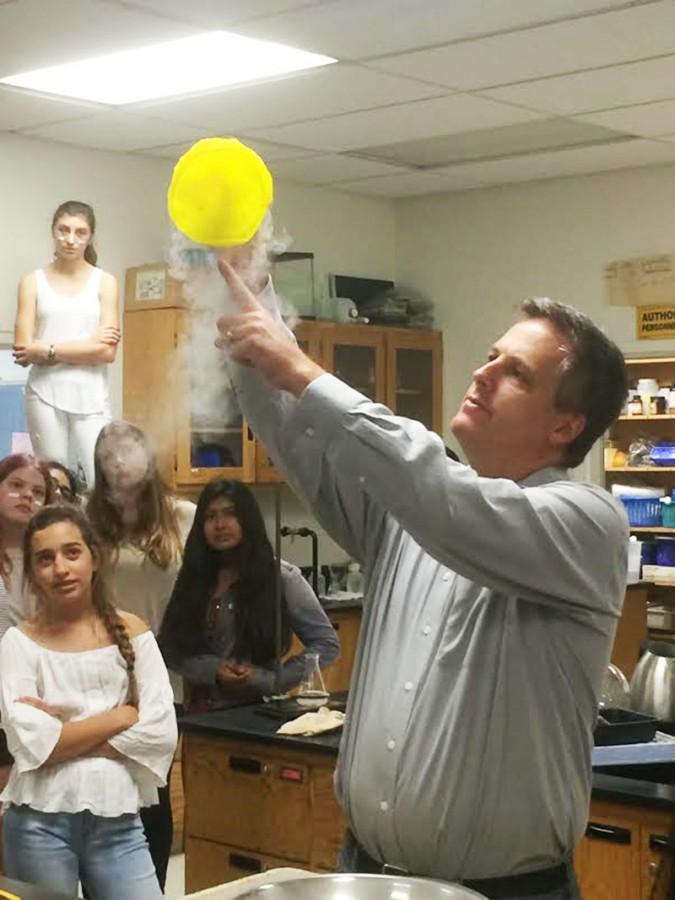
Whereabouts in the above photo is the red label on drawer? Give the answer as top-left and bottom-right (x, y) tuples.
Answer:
(279, 766), (304, 783)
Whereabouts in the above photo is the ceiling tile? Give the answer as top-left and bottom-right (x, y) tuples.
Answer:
(0, 0), (198, 79)
(0, 85), (101, 131)
(20, 110), (207, 152)
(431, 138), (675, 191)
(123, 0), (321, 29)
(336, 171), (461, 197)
(137, 136), (317, 162)
(481, 54), (675, 115)
(233, 0), (653, 60)
(270, 153), (411, 184)
(362, 119), (623, 168)
(368, 2), (675, 91)
(138, 64), (445, 133)
(246, 93), (546, 153)
(577, 99), (675, 137)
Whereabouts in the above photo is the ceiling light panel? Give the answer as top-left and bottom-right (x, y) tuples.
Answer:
(0, 31), (336, 105)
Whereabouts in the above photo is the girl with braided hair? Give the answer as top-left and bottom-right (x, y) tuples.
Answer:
(0, 505), (176, 898)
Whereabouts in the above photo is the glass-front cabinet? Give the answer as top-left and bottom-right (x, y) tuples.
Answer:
(123, 266), (443, 490)
(385, 329), (443, 431)
(322, 325), (386, 404)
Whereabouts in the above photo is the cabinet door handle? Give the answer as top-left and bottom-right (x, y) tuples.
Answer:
(229, 756), (262, 774)
(650, 834), (674, 852)
(332, 623), (340, 632)
(586, 822), (632, 844)
(229, 853), (262, 873)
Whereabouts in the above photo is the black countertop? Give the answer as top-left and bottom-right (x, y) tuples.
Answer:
(180, 700), (342, 755)
(180, 702), (675, 809)
(320, 599), (363, 612)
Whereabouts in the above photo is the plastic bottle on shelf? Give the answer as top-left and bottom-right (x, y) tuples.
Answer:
(346, 562), (363, 595)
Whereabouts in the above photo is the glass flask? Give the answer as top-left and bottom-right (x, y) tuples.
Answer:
(297, 652), (329, 708)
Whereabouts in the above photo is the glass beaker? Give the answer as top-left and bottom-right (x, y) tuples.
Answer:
(297, 652), (329, 708)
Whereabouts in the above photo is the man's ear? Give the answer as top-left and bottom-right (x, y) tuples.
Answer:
(550, 412), (586, 451)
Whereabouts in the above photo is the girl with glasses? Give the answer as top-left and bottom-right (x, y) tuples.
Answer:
(13, 200), (120, 488)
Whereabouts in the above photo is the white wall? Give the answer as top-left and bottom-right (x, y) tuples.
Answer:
(395, 161), (675, 482)
(0, 132), (174, 409)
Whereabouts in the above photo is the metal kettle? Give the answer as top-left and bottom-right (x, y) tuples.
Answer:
(630, 641), (675, 720)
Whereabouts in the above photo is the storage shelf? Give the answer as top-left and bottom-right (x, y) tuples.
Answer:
(631, 527), (675, 534)
(626, 357), (675, 365)
(617, 415), (675, 421)
(606, 466), (675, 472)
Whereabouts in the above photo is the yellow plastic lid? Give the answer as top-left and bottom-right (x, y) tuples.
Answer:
(167, 137), (273, 247)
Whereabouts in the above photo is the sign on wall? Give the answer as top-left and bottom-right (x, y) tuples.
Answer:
(605, 254), (675, 307)
(636, 304), (675, 340)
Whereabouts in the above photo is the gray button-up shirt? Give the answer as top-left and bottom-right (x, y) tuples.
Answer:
(229, 360), (628, 882)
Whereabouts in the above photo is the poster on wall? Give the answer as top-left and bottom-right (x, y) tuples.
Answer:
(636, 304), (675, 340)
(605, 254), (675, 307)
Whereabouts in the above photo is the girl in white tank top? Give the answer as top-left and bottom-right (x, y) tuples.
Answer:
(13, 201), (120, 487)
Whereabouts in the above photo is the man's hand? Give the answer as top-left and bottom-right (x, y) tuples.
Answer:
(216, 660), (255, 691)
(216, 261), (324, 397)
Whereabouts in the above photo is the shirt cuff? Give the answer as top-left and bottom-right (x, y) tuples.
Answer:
(249, 666), (275, 696)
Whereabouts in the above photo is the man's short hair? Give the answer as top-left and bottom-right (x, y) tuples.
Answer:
(519, 298), (627, 468)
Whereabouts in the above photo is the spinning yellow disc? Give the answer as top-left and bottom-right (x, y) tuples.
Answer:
(167, 137), (273, 247)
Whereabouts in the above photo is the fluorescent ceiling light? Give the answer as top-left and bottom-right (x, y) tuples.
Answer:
(0, 31), (337, 105)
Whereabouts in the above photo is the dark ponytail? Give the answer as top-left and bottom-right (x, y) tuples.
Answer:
(52, 200), (98, 267)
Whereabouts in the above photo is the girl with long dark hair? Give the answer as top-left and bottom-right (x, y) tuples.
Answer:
(0, 505), (176, 898)
(13, 200), (120, 487)
(159, 478), (339, 709)
(0, 454), (54, 782)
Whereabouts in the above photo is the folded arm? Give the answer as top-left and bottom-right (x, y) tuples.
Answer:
(13, 271), (120, 367)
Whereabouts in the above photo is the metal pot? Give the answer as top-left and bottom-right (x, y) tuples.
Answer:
(236, 874), (486, 899)
(630, 640), (675, 720)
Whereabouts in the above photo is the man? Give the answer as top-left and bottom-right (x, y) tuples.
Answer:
(216, 262), (628, 900)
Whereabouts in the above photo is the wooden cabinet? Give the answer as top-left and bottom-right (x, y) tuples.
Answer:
(123, 304), (255, 490)
(575, 798), (675, 899)
(123, 264), (443, 489)
(183, 734), (346, 893)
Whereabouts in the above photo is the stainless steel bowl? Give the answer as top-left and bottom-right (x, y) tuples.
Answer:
(236, 874), (487, 899)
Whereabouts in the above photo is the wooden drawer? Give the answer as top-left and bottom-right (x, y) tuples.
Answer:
(184, 736), (312, 861)
(185, 836), (292, 893)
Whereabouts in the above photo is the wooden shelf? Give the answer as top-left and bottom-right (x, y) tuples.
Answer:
(625, 356), (675, 365)
(606, 466), (675, 472)
(631, 526), (675, 534)
(617, 415), (675, 421)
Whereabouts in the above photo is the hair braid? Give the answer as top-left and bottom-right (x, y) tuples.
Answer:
(95, 595), (139, 708)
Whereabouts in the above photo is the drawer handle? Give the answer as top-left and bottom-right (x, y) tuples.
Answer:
(229, 756), (262, 774)
(229, 853), (262, 873)
(650, 834), (674, 852)
(586, 822), (632, 844)
(332, 623), (340, 632)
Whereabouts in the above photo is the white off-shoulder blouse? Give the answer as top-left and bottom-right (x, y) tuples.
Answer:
(0, 627), (177, 817)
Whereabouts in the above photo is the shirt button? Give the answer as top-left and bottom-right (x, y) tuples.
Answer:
(442, 572), (451, 582)
(305, 427), (315, 438)
(387, 739), (396, 751)
(404, 682), (413, 692)
(358, 475), (366, 484)
(423, 625), (431, 635)
(380, 801), (389, 812)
